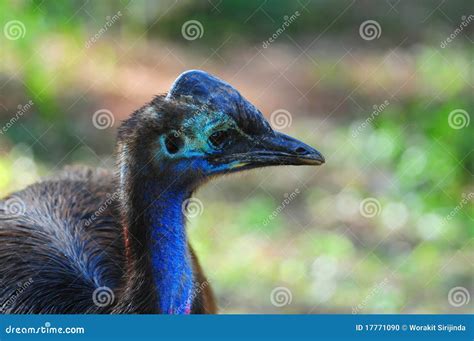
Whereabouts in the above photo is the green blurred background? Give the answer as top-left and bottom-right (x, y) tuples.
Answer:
(0, 0), (472, 313)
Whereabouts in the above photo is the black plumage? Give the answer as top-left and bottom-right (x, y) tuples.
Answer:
(0, 165), (216, 313)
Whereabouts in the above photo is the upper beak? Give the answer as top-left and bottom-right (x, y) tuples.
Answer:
(216, 131), (325, 169)
(248, 131), (325, 166)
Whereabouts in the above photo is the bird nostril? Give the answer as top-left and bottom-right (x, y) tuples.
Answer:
(295, 147), (309, 155)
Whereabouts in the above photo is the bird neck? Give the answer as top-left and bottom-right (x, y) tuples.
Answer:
(122, 173), (194, 314)
(144, 182), (194, 314)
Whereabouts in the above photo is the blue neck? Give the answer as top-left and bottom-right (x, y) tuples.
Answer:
(143, 182), (194, 314)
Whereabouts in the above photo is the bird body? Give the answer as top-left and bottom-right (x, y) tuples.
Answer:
(0, 70), (324, 314)
(0, 166), (216, 313)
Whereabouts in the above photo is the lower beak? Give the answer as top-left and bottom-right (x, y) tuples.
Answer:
(221, 132), (325, 169)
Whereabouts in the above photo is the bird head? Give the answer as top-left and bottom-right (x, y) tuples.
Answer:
(118, 70), (324, 188)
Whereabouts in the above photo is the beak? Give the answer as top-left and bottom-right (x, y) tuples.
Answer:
(215, 131), (325, 170)
(247, 131), (325, 166)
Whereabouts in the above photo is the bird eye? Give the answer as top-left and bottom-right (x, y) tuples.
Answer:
(164, 133), (183, 154)
(209, 130), (232, 149)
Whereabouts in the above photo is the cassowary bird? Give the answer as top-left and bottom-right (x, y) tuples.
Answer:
(0, 70), (324, 314)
